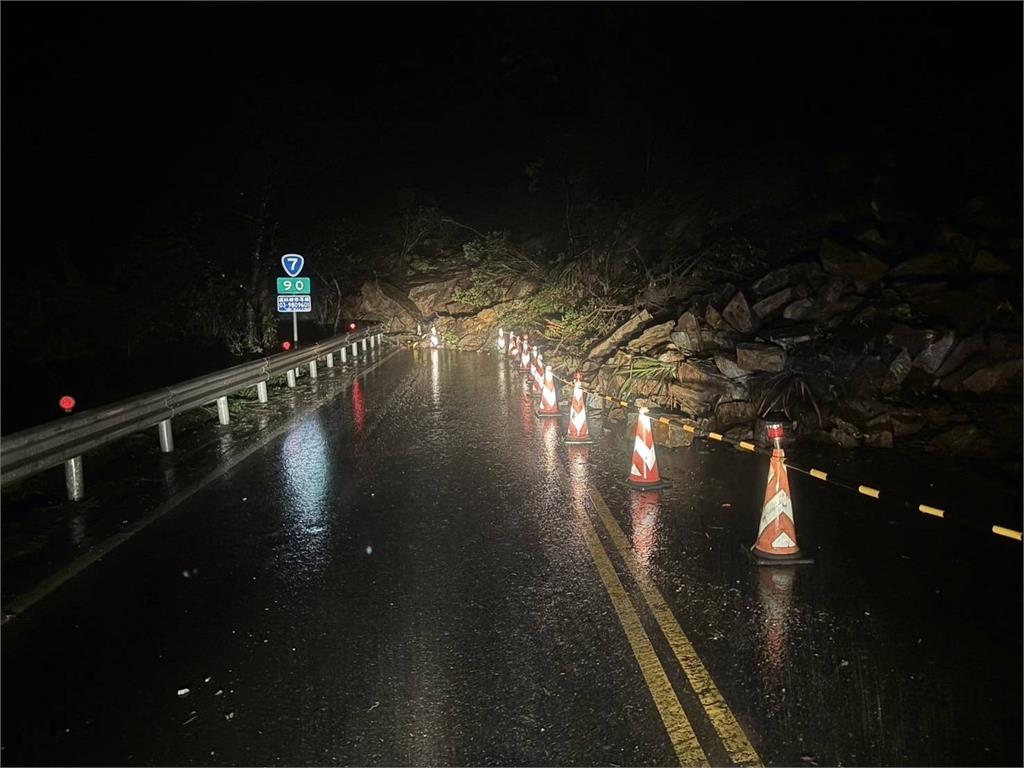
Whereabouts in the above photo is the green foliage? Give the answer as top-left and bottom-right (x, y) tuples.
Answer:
(441, 329), (459, 346)
(756, 373), (823, 428)
(610, 355), (677, 400)
(451, 233), (544, 310)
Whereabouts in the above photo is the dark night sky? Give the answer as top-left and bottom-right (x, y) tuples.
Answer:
(2, 2), (1022, 274)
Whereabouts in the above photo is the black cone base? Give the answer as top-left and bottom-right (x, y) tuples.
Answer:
(743, 544), (814, 565)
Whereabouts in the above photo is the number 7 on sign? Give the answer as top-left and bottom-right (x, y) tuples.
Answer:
(281, 253), (305, 277)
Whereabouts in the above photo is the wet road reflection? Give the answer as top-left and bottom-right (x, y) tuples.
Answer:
(630, 491), (661, 575)
(1, 349), (1019, 767)
(351, 378), (366, 436)
(755, 566), (796, 690)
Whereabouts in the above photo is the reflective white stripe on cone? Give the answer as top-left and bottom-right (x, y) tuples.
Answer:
(565, 379), (593, 443)
(537, 365), (560, 416)
(520, 339), (531, 371)
(751, 449), (803, 560)
(532, 352), (544, 394)
(497, 327), (506, 351)
(626, 409), (668, 489)
(430, 326), (439, 349)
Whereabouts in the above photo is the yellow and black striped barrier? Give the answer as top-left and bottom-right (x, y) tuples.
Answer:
(543, 366), (1023, 545)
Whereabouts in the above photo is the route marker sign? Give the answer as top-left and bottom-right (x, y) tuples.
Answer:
(277, 295), (312, 313)
(277, 277), (312, 294)
(281, 253), (305, 277)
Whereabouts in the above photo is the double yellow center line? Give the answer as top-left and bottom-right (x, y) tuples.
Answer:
(567, 474), (762, 766)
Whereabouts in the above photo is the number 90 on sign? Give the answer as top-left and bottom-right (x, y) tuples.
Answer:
(277, 277), (312, 294)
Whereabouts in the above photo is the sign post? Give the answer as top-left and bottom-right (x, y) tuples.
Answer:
(279, 254), (308, 351)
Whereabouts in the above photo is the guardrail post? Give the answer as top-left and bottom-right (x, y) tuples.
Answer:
(64, 456), (84, 501)
(309, 360), (318, 379)
(158, 419), (174, 453)
(340, 346), (348, 363)
(351, 341), (358, 358)
(361, 338), (368, 352)
(369, 334), (375, 349)
(256, 380), (269, 403)
(377, 332), (383, 347)
(216, 396), (230, 425)
(326, 352), (334, 368)
(286, 369), (297, 388)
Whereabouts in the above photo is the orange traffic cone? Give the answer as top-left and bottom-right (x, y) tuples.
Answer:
(625, 405), (669, 490)
(429, 325), (439, 349)
(497, 327), (506, 352)
(508, 333), (518, 360)
(520, 336), (531, 371)
(536, 365), (560, 417)
(750, 421), (812, 564)
(565, 372), (593, 444)
(531, 350), (544, 395)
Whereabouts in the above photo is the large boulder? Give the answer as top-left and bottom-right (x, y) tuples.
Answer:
(819, 239), (889, 284)
(751, 287), (797, 320)
(881, 349), (913, 394)
(453, 306), (505, 351)
(587, 310), (653, 360)
(627, 321), (675, 353)
(751, 263), (822, 296)
(885, 324), (941, 357)
(408, 278), (461, 317)
(783, 298), (820, 321)
(818, 275), (847, 304)
(359, 280), (423, 332)
(935, 335), (987, 378)
(722, 291), (755, 333)
(735, 342), (786, 373)
(961, 360), (1023, 394)
(716, 400), (758, 428)
(665, 383), (720, 417)
(714, 353), (747, 379)
(652, 417), (695, 448)
(891, 252), (962, 277)
(705, 304), (724, 329)
(913, 331), (956, 373)
(671, 310), (702, 352)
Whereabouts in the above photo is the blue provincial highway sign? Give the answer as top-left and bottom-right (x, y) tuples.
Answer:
(281, 253), (305, 277)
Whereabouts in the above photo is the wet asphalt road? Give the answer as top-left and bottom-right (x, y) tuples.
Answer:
(2, 348), (1021, 766)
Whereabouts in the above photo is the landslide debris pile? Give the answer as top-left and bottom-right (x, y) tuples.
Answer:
(344, 196), (1022, 463)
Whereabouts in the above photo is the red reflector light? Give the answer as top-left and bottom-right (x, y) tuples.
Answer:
(59, 395), (76, 413)
(766, 423), (785, 441)
(349, 322), (357, 331)
(282, 341), (292, 351)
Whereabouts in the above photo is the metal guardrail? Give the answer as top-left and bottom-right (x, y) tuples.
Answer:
(0, 325), (386, 499)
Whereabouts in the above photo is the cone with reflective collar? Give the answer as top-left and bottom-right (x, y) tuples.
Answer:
(565, 373), (593, 444)
(531, 349), (544, 395)
(751, 448), (804, 561)
(520, 336), (531, 371)
(536, 365), (560, 417)
(429, 325), (439, 349)
(508, 333), (519, 359)
(497, 327), (506, 352)
(749, 420), (811, 564)
(626, 405), (668, 490)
